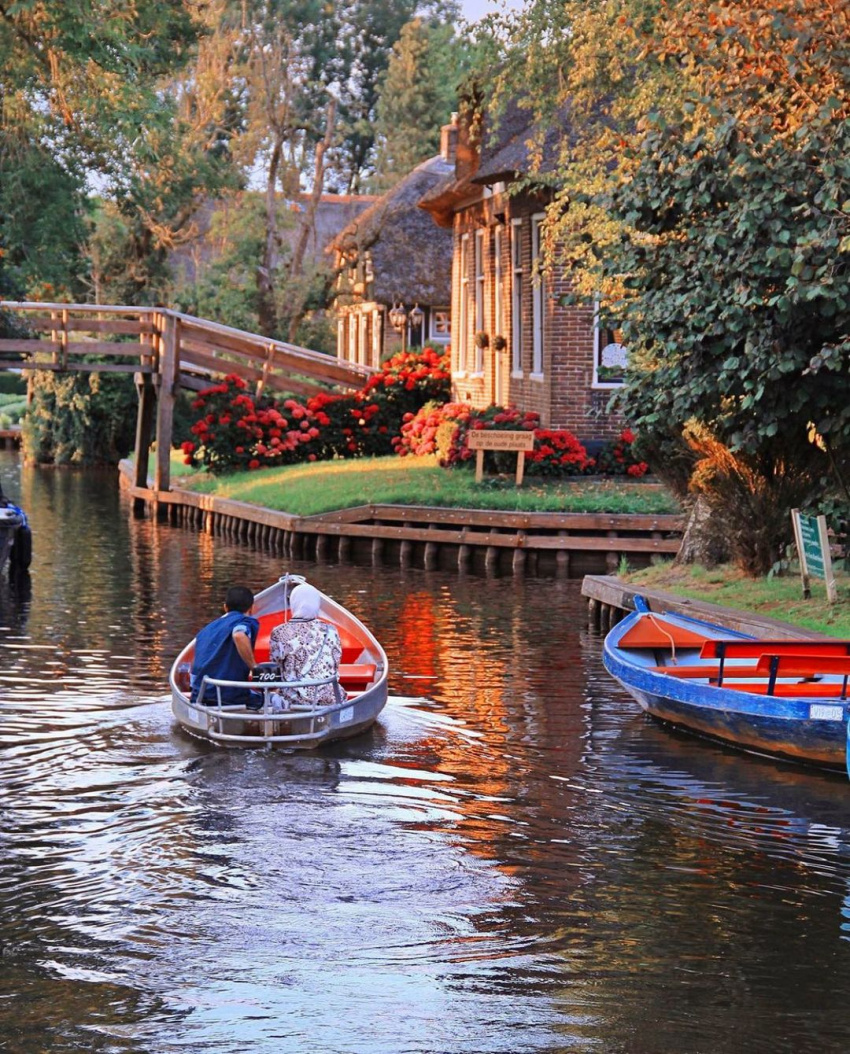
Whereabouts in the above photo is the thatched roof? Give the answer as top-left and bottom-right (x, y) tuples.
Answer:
(419, 97), (568, 227)
(331, 154), (454, 305)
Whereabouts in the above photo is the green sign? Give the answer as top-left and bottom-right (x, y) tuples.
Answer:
(798, 514), (826, 577)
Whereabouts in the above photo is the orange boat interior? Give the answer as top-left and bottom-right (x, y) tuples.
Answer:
(176, 609), (378, 696)
(617, 612), (850, 698)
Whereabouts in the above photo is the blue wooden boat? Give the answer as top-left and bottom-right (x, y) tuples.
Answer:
(0, 485), (31, 574)
(603, 596), (850, 775)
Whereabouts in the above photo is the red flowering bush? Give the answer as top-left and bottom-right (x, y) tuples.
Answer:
(526, 428), (595, 476)
(306, 346), (451, 459)
(594, 428), (650, 477)
(396, 401), (595, 477)
(182, 375), (319, 474)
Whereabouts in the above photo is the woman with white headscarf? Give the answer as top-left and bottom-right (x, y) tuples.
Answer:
(268, 583), (342, 709)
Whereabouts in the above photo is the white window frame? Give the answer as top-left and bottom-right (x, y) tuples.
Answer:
(510, 219), (523, 377)
(474, 229), (485, 374)
(347, 312), (357, 364)
(530, 214), (545, 381)
(494, 225), (504, 340)
(429, 308), (451, 344)
(593, 303), (628, 389)
(372, 309), (382, 364)
(458, 233), (470, 375)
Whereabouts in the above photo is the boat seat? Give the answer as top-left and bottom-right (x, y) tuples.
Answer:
(338, 663), (377, 690)
(617, 617), (710, 650)
(253, 612), (363, 664)
(651, 664), (764, 679)
(700, 640), (850, 660)
(754, 653), (850, 677)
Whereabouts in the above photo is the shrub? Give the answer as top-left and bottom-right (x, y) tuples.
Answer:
(306, 346), (451, 459)
(396, 401), (595, 477)
(183, 375), (319, 474)
(594, 428), (650, 478)
(526, 428), (594, 476)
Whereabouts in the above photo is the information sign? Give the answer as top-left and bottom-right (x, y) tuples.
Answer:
(466, 430), (535, 485)
(791, 509), (837, 603)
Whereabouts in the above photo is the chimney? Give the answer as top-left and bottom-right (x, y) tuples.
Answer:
(440, 112), (459, 164)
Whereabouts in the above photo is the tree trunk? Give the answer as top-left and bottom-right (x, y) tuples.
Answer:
(286, 98), (337, 344)
(674, 495), (732, 568)
(257, 134), (283, 338)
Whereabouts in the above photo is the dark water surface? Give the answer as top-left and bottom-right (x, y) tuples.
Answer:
(2, 452), (850, 1053)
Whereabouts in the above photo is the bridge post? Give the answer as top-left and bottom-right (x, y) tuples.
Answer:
(154, 311), (178, 493)
(133, 372), (156, 493)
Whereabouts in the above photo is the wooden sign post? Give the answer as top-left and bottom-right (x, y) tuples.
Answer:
(467, 429), (536, 485)
(791, 508), (838, 603)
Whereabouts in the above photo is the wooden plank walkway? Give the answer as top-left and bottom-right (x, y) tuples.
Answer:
(581, 574), (825, 639)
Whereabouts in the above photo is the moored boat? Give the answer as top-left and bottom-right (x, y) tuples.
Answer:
(170, 574), (388, 747)
(0, 485), (31, 574)
(603, 596), (850, 775)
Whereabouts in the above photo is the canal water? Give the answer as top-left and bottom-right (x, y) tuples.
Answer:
(2, 451), (850, 1053)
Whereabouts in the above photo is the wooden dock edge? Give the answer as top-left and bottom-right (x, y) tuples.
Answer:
(581, 574), (825, 640)
(118, 461), (686, 578)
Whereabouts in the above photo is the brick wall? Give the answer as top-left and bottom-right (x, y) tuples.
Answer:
(448, 190), (624, 442)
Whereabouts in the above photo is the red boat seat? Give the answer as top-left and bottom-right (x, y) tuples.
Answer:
(651, 664), (764, 680)
(618, 616), (709, 650)
(338, 663), (377, 691)
(754, 653), (850, 677)
(700, 640), (850, 660)
(253, 611), (364, 664)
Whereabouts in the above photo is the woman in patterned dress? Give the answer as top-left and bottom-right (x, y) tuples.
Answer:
(268, 583), (342, 709)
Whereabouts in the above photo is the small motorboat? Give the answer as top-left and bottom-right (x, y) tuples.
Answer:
(603, 596), (850, 775)
(169, 574), (388, 748)
(0, 485), (31, 574)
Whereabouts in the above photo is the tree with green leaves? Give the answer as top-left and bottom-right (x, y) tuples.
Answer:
(369, 17), (471, 194)
(482, 0), (850, 574)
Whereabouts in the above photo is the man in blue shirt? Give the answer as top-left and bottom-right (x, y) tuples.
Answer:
(190, 586), (260, 707)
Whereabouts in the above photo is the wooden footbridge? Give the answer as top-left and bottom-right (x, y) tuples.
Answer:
(0, 301), (374, 491)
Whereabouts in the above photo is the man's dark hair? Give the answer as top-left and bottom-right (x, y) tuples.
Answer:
(225, 586), (254, 613)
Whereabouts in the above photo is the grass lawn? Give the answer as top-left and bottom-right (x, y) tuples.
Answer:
(172, 453), (681, 516)
(622, 559), (850, 637)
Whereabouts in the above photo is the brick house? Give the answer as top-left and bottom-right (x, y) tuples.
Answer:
(330, 148), (454, 367)
(419, 103), (624, 440)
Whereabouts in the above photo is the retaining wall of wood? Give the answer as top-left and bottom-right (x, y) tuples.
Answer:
(119, 461), (684, 578)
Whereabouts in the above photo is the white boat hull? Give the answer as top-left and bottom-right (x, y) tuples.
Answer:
(169, 574), (388, 748)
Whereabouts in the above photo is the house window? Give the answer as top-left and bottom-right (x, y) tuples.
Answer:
(348, 311), (357, 364)
(430, 309), (451, 343)
(459, 233), (470, 374)
(531, 214), (545, 379)
(510, 219), (523, 375)
(594, 311), (628, 387)
(494, 225), (504, 341)
(474, 229), (485, 373)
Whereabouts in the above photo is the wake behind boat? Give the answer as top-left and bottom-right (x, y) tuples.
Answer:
(170, 574), (388, 747)
(603, 596), (850, 775)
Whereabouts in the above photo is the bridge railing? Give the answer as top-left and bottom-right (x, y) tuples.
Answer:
(0, 302), (377, 491)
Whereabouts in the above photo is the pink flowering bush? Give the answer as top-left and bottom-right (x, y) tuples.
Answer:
(181, 375), (319, 474)
(594, 428), (650, 478)
(396, 401), (603, 477)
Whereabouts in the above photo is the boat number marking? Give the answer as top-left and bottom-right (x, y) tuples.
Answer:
(339, 706), (354, 723)
(809, 704), (844, 721)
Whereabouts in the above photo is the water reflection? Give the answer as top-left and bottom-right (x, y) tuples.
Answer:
(2, 450), (850, 1053)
